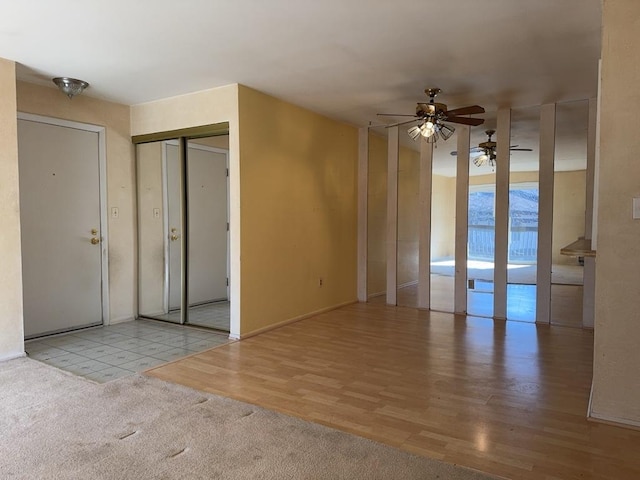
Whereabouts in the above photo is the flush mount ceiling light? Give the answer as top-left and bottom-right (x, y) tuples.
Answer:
(52, 77), (89, 99)
(377, 88), (485, 144)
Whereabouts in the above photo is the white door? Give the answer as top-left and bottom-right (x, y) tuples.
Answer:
(18, 118), (104, 338)
(188, 145), (229, 304)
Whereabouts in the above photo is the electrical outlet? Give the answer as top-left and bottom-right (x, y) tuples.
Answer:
(319, 277), (323, 287)
(111, 207), (119, 218)
(153, 208), (160, 219)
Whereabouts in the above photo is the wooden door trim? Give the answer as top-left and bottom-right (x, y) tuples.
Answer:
(17, 112), (110, 326)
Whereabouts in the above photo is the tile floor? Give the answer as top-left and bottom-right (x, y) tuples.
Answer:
(24, 318), (231, 383)
(145, 301), (230, 331)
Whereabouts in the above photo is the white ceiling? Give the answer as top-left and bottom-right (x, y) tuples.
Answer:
(0, 0), (601, 175)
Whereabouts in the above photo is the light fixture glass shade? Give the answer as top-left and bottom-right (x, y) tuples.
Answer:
(438, 123), (455, 140)
(408, 125), (422, 140)
(473, 154), (489, 167)
(425, 130), (439, 143)
(420, 121), (436, 137)
(52, 77), (89, 99)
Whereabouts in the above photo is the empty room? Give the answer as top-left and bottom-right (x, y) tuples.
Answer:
(2, 1), (640, 479)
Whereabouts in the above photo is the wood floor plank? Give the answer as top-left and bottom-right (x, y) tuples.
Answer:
(147, 302), (640, 480)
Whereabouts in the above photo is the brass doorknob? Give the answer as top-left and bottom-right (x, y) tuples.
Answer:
(170, 234), (179, 241)
(91, 237), (100, 245)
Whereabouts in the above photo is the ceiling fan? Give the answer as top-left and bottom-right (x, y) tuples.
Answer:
(377, 88), (485, 143)
(451, 129), (533, 167)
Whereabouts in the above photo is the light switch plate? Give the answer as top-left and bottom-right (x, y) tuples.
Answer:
(634, 197), (640, 219)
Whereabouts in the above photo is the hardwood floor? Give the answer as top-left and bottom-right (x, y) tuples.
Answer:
(371, 276), (584, 328)
(147, 302), (640, 480)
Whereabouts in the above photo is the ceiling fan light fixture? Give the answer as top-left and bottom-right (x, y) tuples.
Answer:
(52, 77), (89, 99)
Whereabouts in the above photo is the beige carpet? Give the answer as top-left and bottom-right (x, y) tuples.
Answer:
(1, 357), (499, 480)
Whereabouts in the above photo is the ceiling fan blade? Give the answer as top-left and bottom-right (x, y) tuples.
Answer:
(445, 116), (485, 126)
(445, 105), (485, 116)
(377, 113), (418, 117)
(451, 146), (484, 156)
(509, 148), (533, 152)
(385, 118), (421, 128)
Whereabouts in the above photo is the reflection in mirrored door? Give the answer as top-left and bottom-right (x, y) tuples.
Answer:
(366, 130), (387, 304)
(396, 146), (420, 308)
(166, 143), (183, 316)
(467, 173), (496, 318)
(430, 145), (456, 312)
(137, 135), (231, 332)
(185, 137), (230, 331)
(137, 139), (183, 323)
(507, 106), (540, 322)
(551, 101), (588, 327)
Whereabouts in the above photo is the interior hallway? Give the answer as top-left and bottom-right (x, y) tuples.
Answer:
(148, 302), (640, 480)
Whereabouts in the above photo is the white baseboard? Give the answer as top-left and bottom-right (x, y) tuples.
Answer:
(587, 383), (640, 430)
(588, 411), (640, 430)
(0, 351), (26, 363)
(366, 280), (418, 300)
(108, 316), (135, 325)
(237, 300), (357, 340)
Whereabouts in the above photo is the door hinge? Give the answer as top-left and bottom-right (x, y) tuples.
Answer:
(226, 277), (229, 286)
(226, 168), (229, 177)
(226, 222), (229, 231)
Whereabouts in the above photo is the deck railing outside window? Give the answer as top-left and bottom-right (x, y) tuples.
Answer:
(468, 224), (538, 264)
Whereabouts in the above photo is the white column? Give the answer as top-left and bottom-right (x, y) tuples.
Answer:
(536, 104), (556, 324)
(454, 126), (469, 314)
(494, 109), (511, 320)
(417, 137), (433, 309)
(386, 126), (399, 305)
(357, 128), (369, 303)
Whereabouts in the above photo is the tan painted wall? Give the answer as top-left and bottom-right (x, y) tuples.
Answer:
(237, 85), (357, 335)
(0, 59), (24, 360)
(17, 82), (135, 323)
(592, 0), (640, 425)
(130, 85), (239, 137)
